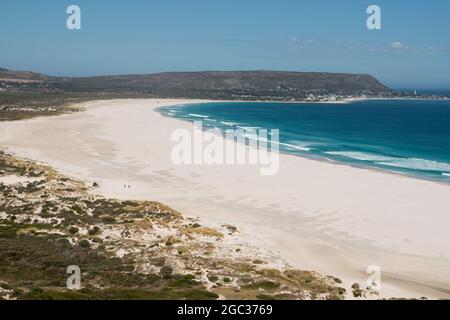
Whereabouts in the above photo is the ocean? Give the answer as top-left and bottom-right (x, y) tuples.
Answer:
(159, 99), (450, 182)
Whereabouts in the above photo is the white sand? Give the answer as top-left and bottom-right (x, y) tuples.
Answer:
(1, 98), (450, 299)
(0, 175), (42, 185)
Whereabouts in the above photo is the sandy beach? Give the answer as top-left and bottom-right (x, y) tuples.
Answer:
(1, 98), (450, 299)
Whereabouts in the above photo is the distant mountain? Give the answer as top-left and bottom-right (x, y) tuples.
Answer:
(0, 68), (49, 82)
(1, 68), (392, 99)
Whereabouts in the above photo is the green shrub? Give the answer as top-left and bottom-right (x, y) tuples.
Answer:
(207, 274), (218, 282)
(181, 289), (219, 300)
(68, 226), (79, 234)
(78, 239), (90, 248)
(222, 277), (232, 283)
(160, 265), (173, 278)
(88, 226), (101, 236)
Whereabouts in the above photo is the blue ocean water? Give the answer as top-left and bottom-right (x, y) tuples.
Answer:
(159, 99), (450, 182)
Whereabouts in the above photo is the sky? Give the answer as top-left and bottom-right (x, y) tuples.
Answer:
(1, 0), (450, 89)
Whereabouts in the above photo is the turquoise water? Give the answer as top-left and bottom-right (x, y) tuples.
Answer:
(159, 99), (450, 182)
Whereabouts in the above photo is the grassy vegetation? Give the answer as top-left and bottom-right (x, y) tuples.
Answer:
(0, 151), (216, 300)
(0, 150), (346, 300)
(0, 221), (218, 300)
(242, 280), (280, 291)
(0, 92), (155, 121)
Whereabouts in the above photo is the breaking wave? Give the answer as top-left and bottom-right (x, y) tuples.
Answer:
(325, 151), (450, 173)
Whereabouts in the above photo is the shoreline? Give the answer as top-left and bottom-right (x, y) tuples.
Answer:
(1, 150), (348, 300)
(156, 101), (450, 187)
(1, 98), (450, 299)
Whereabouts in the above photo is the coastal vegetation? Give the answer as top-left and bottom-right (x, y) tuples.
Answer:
(0, 150), (348, 300)
(0, 92), (154, 121)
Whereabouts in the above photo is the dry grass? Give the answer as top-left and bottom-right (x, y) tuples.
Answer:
(184, 227), (224, 239)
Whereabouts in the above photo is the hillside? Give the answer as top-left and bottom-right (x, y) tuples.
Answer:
(50, 71), (391, 99)
(0, 68), (49, 82)
(1, 68), (391, 100)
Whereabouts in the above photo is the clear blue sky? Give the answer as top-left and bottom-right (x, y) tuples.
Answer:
(1, 0), (449, 89)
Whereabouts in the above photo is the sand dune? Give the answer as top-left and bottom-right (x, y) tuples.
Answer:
(1, 99), (450, 299)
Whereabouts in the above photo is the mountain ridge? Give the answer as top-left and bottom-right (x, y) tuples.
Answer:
(1, 67), (392, 100)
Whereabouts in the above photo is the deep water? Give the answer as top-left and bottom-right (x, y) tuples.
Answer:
(159, 99), (450, 182)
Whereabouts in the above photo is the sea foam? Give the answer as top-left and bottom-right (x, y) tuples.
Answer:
(220, 121), (237, 126)
(325, 151), (450, 173)
(376, 158), (450, 172)
(278, 142), (311, 152)
(325, 151), (396, 162)
(189, 114), (209, 118)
